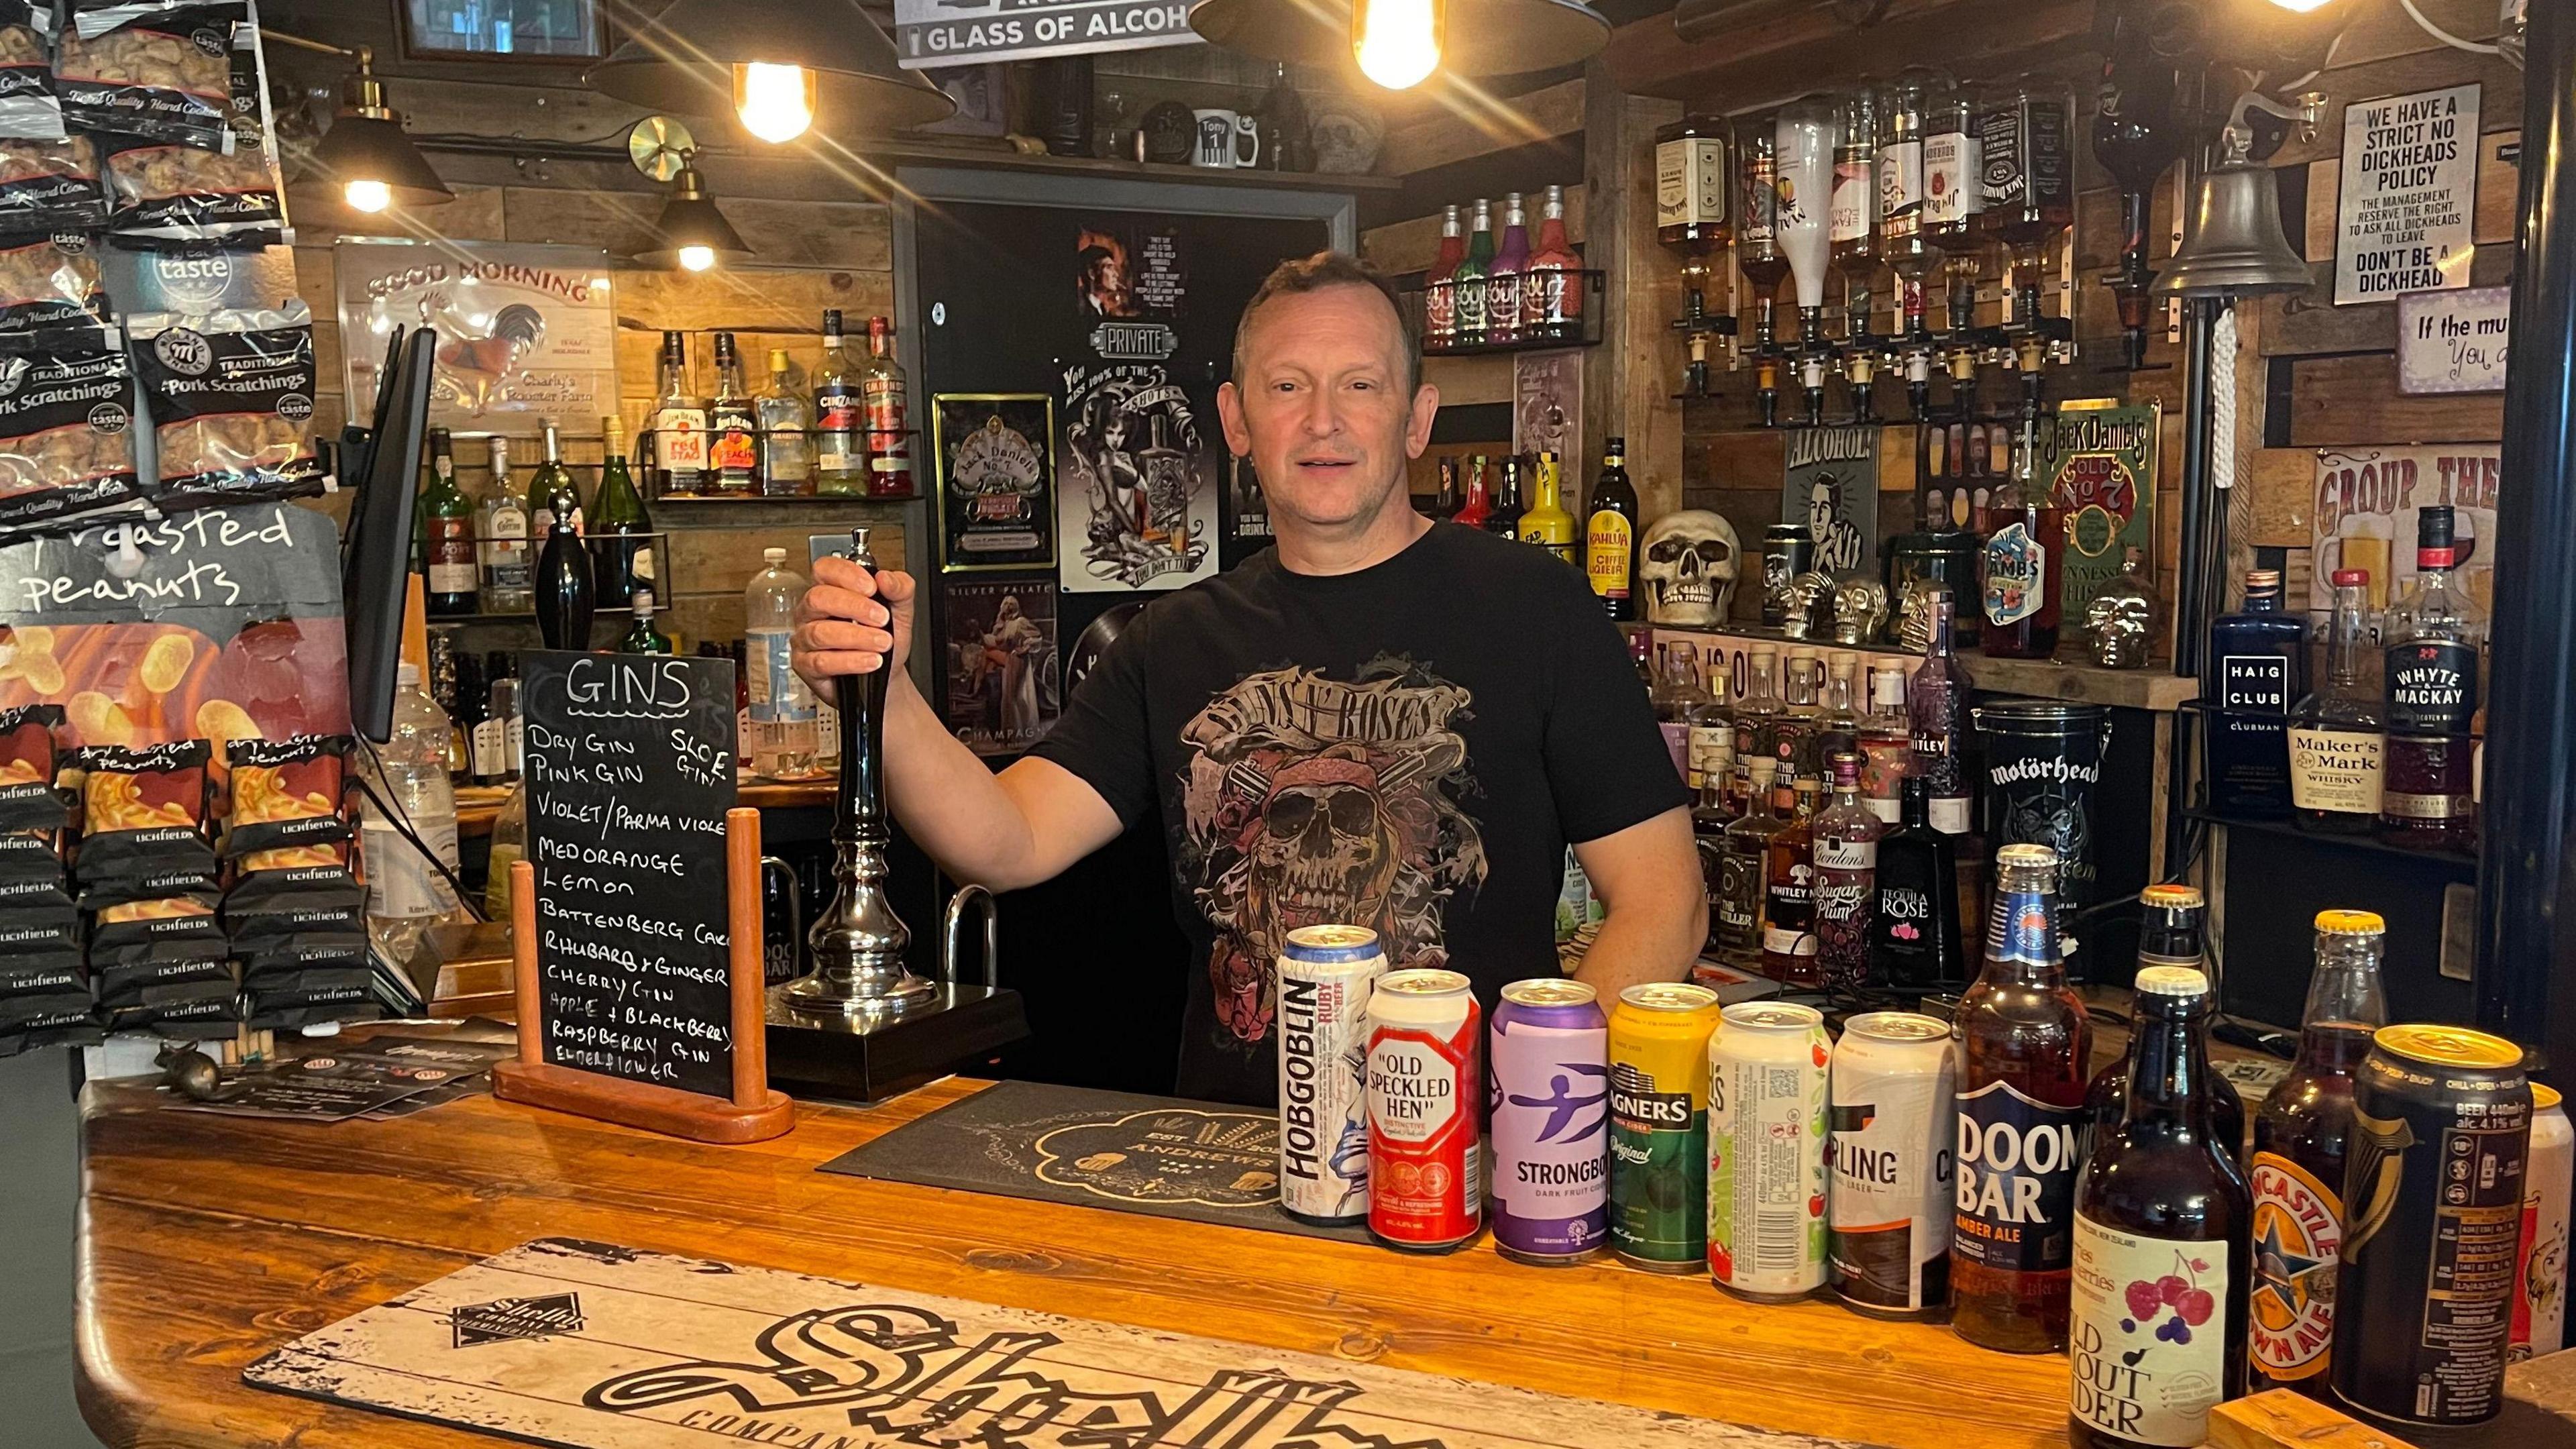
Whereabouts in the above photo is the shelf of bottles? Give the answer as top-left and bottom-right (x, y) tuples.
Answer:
(637, 427), (922, 505)
(1409, 186), (1601, 358)
(1403, 270), (1606, 357)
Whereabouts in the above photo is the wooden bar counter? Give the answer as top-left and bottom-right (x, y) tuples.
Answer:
(75, 1073), (2075, 1449)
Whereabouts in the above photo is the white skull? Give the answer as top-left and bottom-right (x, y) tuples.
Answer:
(1639, 509), (1740, 627)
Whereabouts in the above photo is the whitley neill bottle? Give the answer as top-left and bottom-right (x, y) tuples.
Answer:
(2248, 910), (2387, 1395)
(2069, 965), (2251, 1448)
(1951, 843), (2092, 1353)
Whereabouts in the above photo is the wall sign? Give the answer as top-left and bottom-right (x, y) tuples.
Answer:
(892, 0), (1202, 69)
(941, 578), (1059, 758)
(1058, 362), (1216, 592)
(1781, 425), (1880, 578)
(2334, 83), (2479, 307)
(2042, 398), (2160, 626)
(2308, 445), (2500, 619)
(519, 649), (739, 1099)
(933, 394), (1057, 572)
(2397, 285), (2510, 394)
(334, 240), (619, 437)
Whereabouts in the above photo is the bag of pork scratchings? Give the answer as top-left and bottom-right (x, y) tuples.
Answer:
(127, 304), (323, 511)
(0, 2), (66, 141)
(56, 1), (243, 152)
(0, 324), (140, 531)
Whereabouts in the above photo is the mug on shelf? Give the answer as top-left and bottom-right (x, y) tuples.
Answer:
(1191, 109), (1258, 168)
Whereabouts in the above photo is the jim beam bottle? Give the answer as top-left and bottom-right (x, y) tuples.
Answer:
(2248, 910), (2388, 1396)
(1951, 843), (2092, 1353)
(2381, 506), (2484, 850)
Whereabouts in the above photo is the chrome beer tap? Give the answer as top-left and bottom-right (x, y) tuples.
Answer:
(783, 526), (938, 1019)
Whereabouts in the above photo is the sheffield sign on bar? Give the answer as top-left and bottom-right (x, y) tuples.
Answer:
(892, 0), (1200, 67)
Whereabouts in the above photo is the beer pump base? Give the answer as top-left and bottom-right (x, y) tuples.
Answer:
(763, 983), (1028, 1104)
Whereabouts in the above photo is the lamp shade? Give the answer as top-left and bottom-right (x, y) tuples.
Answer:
(632, 168), (753, 270)
(590, 0), (954, 134)
(1189, 0), (1611, 76)
(307, 111), (452, 209)
(2154, 162), (2313, 298)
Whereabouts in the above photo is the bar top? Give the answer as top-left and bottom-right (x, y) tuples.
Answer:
(76, 1071), (2073, 1449)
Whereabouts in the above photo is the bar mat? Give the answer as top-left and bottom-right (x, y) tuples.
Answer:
(818, 1079), (1373, 1243)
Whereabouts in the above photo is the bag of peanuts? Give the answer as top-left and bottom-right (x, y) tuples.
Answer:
(128, 305), (322, 510)
(220, 734), (352, 859)
(0, 702), (65, 830)
(0, 3), (64, 141)
(70, 738), (215, 892)
(57, 2), (244, 152)
(0, 324), (140, 531)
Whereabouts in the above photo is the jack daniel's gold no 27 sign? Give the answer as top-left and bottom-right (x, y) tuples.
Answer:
(246, 1238), (1873, 1449)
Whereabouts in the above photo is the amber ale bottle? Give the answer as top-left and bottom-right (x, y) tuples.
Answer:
(1951, 843), (2092, 1352)
(2086, 885), (2245, 1161)
(2068, 965), (2251, 1448)
(2247, 910), (2387, 1395)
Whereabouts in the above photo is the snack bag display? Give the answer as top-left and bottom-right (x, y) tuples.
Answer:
(57, 2), (243, 152)
(220, 733), (348, 856)
(0, 2), (64, 141)
(72, 737), (212, 886)
(0, 325), (140, 531)
(0, 138), (103, 240)
(103, 136), (282, 248)
(0, 238), (103, 335)
(128, 307), (321, 510)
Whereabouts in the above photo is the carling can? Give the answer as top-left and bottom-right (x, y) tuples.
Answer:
(1489, 978), (1610, 1263)
(1276, 925), (1388, 1226)
(1707, 1001), (1831, 1299)
(1366, 968), (1482, 1250)
(1827, 1010), (1957, 1317)
(2513, 1082), (2571, 1360)
(2332, 1025), (2531, 1429)
(1608, 981), (1722, 1271)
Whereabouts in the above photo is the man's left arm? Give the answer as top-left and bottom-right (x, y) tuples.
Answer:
(1570, 808), (1705, 998)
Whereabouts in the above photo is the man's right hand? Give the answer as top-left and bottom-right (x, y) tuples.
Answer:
(792, 555), (915, 694)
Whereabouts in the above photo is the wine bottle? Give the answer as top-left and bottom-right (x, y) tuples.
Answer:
(535, 476), (596, 650)
(590, 415), (654, 609)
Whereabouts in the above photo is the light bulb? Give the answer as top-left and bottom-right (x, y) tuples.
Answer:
(2267, 0), (2335, 9)
(735, 62), (816, 144)
(345, 177), (392, 213)
(678, 244), (717, 272)
(1352, 0), (1442, 91)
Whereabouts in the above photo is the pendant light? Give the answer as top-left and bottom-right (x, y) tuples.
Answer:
(267, 34), (450, 213)
(1188, 0), (1611, 88)
(589, 0), (953, 142)
(627, 119), (751, 272)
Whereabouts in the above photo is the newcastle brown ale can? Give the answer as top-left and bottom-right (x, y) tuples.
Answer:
(2331, 1024), (2532, 1429)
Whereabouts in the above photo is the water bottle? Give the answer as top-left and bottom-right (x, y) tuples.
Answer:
(362, 661), (462, 961)
(744, 547), (822, 780)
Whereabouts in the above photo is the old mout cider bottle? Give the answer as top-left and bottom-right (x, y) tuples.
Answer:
(1951, 843), (2092, 1353)
(2069, 965), (2252, 1448)
(2247, 910), (2388, 1395)
(2085, 885), (2245, 1161)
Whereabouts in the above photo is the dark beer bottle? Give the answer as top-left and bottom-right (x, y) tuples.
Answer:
(2069, 965), (2252, 1448)
(1870, 776), (1966, 991)
(1951, 843), (2092, 1353)
(2247, 910), (2387, 1395)
(2086, 885), (2245, 1161)
(1585, 437), (1642, 621)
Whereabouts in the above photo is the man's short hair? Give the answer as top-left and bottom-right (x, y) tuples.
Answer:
(1231, 251), (1421, 392)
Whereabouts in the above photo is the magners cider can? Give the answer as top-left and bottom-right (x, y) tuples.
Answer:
(1608, 981), (1721, 1271)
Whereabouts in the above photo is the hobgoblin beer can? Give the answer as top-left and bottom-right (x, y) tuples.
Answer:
(1276, 925), (1388, 1226)
(2332, 1025), (2531, 1429)
(1607, 981), (1722, 1271)
(1707, 1002), (1831, 1300)
(1827, 1010), (1957, 1317)
(1366, 968), (1482, 1250)
(2513, 1083), (2571, 1360)
(1489, 978), (1611, 1263)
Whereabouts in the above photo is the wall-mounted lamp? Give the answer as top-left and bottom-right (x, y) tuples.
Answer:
(627, 117), (751, 272)
(266, 34), (451, 213)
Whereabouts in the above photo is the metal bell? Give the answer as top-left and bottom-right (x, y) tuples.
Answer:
(2153, 160), (2313, 298)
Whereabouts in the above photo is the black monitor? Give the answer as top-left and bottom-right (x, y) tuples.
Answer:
(342, 327), (437, 744)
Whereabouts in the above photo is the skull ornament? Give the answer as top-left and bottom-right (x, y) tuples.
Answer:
(1639, 509), (1741, 627)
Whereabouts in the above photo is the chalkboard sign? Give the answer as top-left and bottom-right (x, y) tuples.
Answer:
(519, 649), (739, 1100)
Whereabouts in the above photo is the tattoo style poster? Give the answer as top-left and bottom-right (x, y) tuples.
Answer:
(941, 578), (1060, 757)
(1781, 425), (1879, 578)
(933, 394), (1056, 572)
(1057, 362), (1217, 593)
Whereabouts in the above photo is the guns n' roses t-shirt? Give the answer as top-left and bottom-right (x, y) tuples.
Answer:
(1032, 522), (1688, 1104)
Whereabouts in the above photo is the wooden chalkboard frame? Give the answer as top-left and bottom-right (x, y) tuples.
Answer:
(492, 807), (795, 1143)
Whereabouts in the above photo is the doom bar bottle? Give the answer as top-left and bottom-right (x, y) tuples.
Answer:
(2248, 910), (2388, 1395)
(2069, 965), (2252, 1448)
(1951, 843), (2092, 1353)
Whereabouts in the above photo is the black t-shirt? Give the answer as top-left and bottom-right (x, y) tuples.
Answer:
(1030, 522), (1688, 1104)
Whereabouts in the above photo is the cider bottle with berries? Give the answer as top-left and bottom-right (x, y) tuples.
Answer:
(2066, 964), (2251, 1449)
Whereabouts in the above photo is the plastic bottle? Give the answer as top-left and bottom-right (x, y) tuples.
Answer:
(362, 661), (462, 961)
(745, 548), (822, 780)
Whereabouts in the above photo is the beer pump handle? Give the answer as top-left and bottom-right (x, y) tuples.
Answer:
(837, 527), (890, 847)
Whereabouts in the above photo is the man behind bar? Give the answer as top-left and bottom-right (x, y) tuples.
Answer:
(794, 252), (1702, 1104)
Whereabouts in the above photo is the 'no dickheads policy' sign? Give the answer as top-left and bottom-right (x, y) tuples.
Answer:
(520, 650), (739, 1100)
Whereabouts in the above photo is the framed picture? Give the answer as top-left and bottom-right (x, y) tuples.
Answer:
(941, 578), (1060, 757)
(334, 240), (618, 438)
(400, 0), (612, 61)
(934, 394), (1058, 573)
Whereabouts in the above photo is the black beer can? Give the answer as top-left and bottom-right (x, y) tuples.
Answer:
(1761, 523), (1815, 627)
(2332, 1024), (2532, 1429)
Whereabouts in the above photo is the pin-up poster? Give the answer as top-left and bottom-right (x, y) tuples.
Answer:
(1782, 425), (1879, 578)
(1057, 362), (1217, 592)
(2309, 445), (2500, 619)
(933, 394), (1055, 572)
(942, 578), (1059, 757)
(333, 240), (618, 437)
(2045, 398), (2160, 625)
